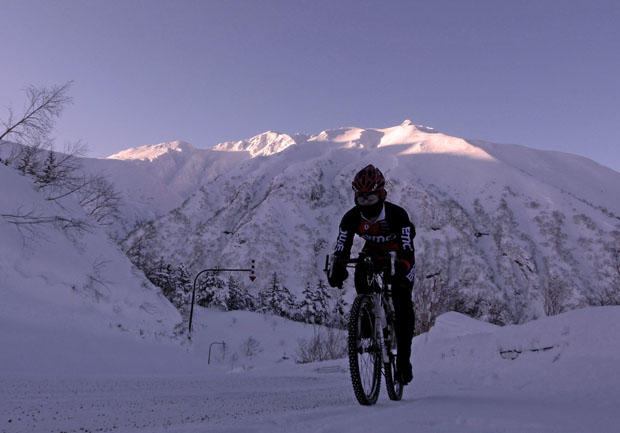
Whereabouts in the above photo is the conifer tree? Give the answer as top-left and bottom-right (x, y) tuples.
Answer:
(195, 271), (228, 309)
(173, 264), (193, 308)
(330, 290), (349, 329)
(313, 280), (331, 324)
(258, 272), (297, 318)
(259, 272), (282, 315)
(39, 151), (56, 185)
(299, 282), (317, 323)
(226, 275), (254, 311)
(149, 258), (174, 298)
(280, 284), (299, 319)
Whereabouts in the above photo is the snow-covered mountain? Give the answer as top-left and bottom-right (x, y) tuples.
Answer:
(107, 140), (195, 161)
(212, 131), (297, 157)
(82, 140), (250, 236)
(100, 121), (620, 325)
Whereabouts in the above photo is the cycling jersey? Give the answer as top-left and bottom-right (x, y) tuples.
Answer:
(333, 201), (416, 270)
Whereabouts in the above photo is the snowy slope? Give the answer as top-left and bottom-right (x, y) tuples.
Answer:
(107, 121), (620, 324)
(82, 141), (250, 236)
(0, 163), (183, 374)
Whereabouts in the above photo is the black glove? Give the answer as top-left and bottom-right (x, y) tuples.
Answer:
(328, 264), (349, 288)
(394, 260), (415, 288)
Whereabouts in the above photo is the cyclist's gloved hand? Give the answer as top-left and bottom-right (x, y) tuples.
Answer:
(395, 259), (410, 274)
(395, 259), (415, 285)
(328, 264), (349, 288)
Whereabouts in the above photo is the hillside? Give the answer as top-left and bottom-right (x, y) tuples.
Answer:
(0, 163), (184, 373)
(105, 121), (620, 325)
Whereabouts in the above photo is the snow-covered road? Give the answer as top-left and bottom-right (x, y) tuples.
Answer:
(3, 308), (620, 433)
(0, 369), (353, 433)
(2, 364), (615, 433)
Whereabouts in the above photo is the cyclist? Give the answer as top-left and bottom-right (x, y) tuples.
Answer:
(328, 164), (416, 385)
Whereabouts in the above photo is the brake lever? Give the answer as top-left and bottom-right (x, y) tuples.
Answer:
(324, 254), (336, 278)
(389, 251), (397, 276)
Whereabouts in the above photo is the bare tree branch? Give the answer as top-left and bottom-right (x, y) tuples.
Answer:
(1, 82), (122, 247)
(0, 81), (73, 144)
(2, 207), (91, 243)
(77, 173), (122, 225)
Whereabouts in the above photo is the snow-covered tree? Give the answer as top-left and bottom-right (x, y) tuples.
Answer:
(329, 290), (349, 329)
(297, 280), (332, 325)
(258, 272), (298, 318)
(149, 257), (175, 300)
(173, 264), (193, 309)
(195, 271), (228, 310)
(226, 275), (254, 311)
(313, 280), (331, 324)
(298, 282), (317, 323)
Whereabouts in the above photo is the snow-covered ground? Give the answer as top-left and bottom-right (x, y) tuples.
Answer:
(2, 306), (619, 433)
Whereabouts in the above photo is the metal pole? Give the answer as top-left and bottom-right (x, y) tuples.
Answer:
(189, 269), (209, 335)
(188, 263), (256, 335)
(427, 278), (437, 333)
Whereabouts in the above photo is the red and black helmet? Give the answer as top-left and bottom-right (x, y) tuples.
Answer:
(352, 165), (387, 198)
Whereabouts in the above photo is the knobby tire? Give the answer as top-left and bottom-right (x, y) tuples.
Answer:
(348, 295), (381, 406)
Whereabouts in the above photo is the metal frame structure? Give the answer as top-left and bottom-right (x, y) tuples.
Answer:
(188, 260), (255, 334)
(208, 341), (226, 364)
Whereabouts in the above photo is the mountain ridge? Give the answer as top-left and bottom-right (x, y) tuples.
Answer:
(107, 140), (195, 161)
(101, 122), (619, 326)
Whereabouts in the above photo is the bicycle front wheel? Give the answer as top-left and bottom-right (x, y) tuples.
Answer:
(348, 295), (381, 405)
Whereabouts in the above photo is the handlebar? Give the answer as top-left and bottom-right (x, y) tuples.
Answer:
(324, 252), (397, 277)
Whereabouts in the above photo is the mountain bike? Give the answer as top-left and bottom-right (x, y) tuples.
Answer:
(325, 251), (404, 405)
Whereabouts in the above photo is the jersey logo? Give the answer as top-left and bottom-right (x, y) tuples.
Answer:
(361, 233), (397, 243)
(401, 227), (413, 251)
(335, 228), (348, 252)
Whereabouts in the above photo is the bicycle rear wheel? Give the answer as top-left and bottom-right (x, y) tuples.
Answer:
(383, 321), (404, 401)
(348, 295), (382, 405)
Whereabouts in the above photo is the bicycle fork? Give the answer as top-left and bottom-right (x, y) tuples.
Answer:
(373, 293), (390, 364)
(378, 295), (399, 362)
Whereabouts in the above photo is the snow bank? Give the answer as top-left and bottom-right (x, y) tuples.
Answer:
(0, 164), (184, 375)
(414, 307), (620, 400)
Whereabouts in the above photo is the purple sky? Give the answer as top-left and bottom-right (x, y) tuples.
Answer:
(2, 0), (619, 171)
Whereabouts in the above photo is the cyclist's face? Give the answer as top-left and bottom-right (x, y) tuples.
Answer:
(355, 192), (380, 206)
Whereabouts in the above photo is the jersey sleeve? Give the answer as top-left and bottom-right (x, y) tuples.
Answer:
(394, 205), (416, 266)
(333, 208), (357, 258)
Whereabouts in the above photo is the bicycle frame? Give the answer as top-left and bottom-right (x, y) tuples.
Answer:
(327, 251), (404, 404)
(325, 251), (398, 364)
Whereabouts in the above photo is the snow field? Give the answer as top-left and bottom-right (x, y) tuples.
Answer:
(2, 307), (620, 432)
